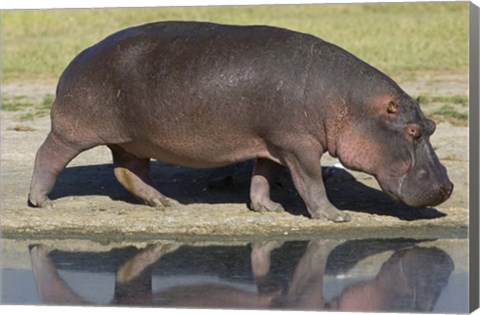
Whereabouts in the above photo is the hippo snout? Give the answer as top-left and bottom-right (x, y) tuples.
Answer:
(400, 184), (452, 208)
(439, 181), (454, 200)
(397, 170), (453, 208)
(378, 164), (453, 209)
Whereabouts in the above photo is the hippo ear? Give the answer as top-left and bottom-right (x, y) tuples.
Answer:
(416, 96), (421, 104)
(387, 101), (398, 114)
(425, 118), (436, 135)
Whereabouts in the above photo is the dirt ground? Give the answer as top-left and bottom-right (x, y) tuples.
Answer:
(0, 72), (469, 242)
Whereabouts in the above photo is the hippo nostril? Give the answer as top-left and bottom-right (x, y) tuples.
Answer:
(440, 185), (447, 195)
(438, 183), (454, 200)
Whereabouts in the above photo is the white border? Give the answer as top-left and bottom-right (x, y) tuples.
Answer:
(1, 0), (474, 10)
(1, 1), (477, 315)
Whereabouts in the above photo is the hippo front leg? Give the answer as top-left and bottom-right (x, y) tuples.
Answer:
(283, 145), (350, 222)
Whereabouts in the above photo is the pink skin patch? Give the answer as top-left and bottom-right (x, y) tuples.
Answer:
(335, 120), (413, 199)
(337, 125), (410, 176)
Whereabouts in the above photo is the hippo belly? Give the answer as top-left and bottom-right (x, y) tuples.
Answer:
(118, 137), (272, 169)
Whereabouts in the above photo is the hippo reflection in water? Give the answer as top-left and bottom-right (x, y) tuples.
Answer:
(29, 240), (454, 311)
(28, 22), (453, 222)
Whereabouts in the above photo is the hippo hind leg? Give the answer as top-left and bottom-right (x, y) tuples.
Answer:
(28, 132), (89, 208)
(109, 145), (179, 209)
(249, 158), (285, 213)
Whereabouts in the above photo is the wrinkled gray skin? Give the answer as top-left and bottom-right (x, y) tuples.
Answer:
(28, 22), (453, 222)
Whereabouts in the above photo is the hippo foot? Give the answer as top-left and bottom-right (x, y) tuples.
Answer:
(251, 240), (285, 279)
(251, 240), (285, 253)
(312, 209), (351, 223)
(28, 244), (53, 257)
(149, 242), (182, 256)
(28, 196), (54, 209)
(148, 197), (180, 209)
(250, 201), (285, 213)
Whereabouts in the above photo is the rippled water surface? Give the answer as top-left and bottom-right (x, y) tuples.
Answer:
(1, 238), (468, 312)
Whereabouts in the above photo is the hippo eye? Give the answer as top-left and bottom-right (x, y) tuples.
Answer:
(406, 123), (421, 140)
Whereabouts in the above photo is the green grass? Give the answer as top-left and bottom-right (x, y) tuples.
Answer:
(1, 96), (32, 111)
(432, 105), (468, 121)
(418, 94), (469, 125)
(419, 95), (469, 107)
(1, 94), (54, 119)
(1, 2), (469, 82)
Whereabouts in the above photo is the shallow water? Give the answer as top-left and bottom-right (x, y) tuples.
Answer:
(1, 238), (468, 312)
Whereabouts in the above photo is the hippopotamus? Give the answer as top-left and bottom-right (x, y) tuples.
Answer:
(28, 21), (453, 222)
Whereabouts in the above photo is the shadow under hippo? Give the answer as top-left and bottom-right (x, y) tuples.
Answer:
(50, 161), (445, 221)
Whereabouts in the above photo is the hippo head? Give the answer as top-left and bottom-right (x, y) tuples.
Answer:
(333, 91), (453, 208)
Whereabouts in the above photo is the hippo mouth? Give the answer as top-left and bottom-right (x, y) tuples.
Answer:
(376, 137), (454, 208)
(378, 171), (453, 208)
(379, 174), (407, 204)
